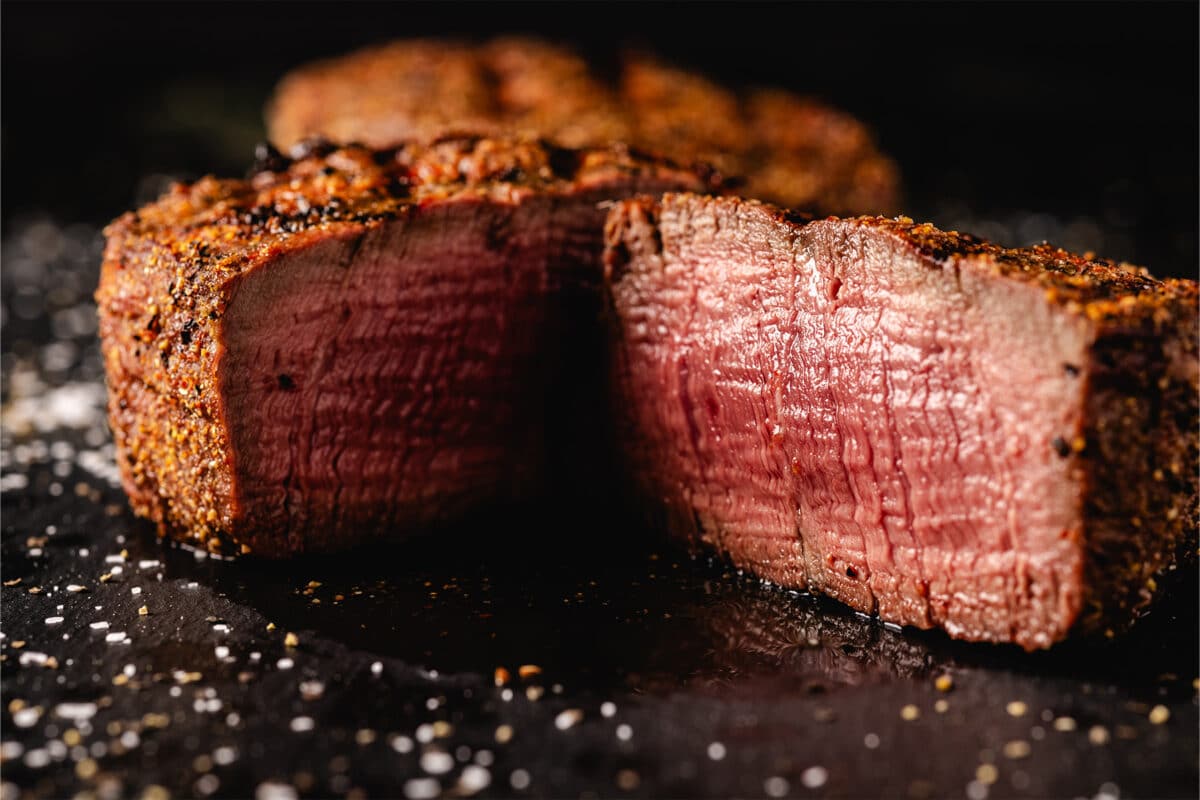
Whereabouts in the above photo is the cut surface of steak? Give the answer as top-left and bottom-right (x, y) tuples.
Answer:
(266, 37), (899, 216)
(604, 193), (1198, 649)
(96, 137), (710, 557)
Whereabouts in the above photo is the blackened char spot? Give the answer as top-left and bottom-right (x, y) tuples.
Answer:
(545, 143), (582, 179)
(277, 374), (296, 391)
(180, 319), (197, 346)
(1052, 437), (1070, 458)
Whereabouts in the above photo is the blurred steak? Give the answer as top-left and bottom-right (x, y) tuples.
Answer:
(266, 37), (899, 215)
(96, 137), (711, 556)
(604, 193), (1198, 649)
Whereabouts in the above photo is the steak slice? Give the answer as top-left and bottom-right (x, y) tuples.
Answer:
(604, 193), (1198, 649)
(96, 137), (711, 557)
(265, 37), (899, 216)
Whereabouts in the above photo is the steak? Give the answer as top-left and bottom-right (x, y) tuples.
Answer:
(96, 137), (712, 557)
(265, 37), (899, 215)
(604, 193), (1198, 649)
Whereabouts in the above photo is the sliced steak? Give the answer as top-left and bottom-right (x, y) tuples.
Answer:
(265, 37), (899, 216)
(604, 193), (1198, 649)
(96, 137), (712, 557)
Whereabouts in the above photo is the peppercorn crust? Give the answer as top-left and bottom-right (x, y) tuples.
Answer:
(96, 137), (717, 555)
(265, 36), (900, 216)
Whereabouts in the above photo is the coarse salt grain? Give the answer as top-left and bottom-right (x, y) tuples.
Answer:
(555, 709), (583, 730)
(764, 776), (789, 798)
(403, 778), (440, 800)
(457, 765), (491, 795)
(801, 766), (828, 789)
(420, 750), (454, 775)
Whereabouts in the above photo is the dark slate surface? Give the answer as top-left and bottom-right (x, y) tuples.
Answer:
(1, 218), (1197, 800)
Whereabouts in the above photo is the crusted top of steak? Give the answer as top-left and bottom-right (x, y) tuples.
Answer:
(640, 198), (1197, 315)
(266, 37), (900, 215)
(839, 215), (1198, 317)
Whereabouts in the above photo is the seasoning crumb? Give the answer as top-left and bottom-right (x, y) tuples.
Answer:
(493, 667), (510, 687)
(934, 699), (950, 714)
(935, 674), (954, 692)
(763, 776), (789, 798)
(66, 584), (86, 593)
(2, 579), (21, 587)
(1088, 725), (1110, 746)
(1005, 701), (1028, 717)
(616, 769), (640, 791)
(707, 741), (726, 761)
(900, 704), (920, 721)
(28, 586), (43, 594)
(141, 785), (170, 800)
(525, 686), (544, 701)
(1003, 740), (1031, 760)
(494, 724), (514, 744)
(1053, 716), (1077, 732)
(517, 664), (542, 680)
(266, 623), (276, 631)
(138, 605), (149, 616)
(616, 723), (633, 741)
(1148, 705), (1170, 725)
(975, 764), (998, 785)
(284, 632), (299, 648)
(99, 574), (112, 583)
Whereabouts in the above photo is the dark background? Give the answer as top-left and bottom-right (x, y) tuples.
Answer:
(3, 1), (1197, 279)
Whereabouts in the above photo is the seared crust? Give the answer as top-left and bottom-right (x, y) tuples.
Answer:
(96, 137), (714, 554)
(266, 37), (900, 215)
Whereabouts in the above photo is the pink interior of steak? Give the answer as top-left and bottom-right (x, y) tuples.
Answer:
(609, 197), (1094, 648)
(219, 192), (617, 555)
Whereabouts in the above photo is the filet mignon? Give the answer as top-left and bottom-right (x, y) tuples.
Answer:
(96, 137), (712, 557)
(604, 193), (1198, 649)
(265, 37), (899, 216)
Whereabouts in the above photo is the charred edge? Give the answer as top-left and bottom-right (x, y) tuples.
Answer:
(1076, 324), (1198, 637)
